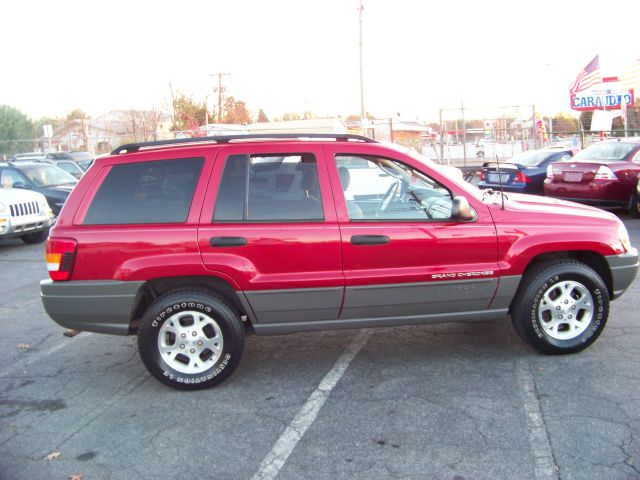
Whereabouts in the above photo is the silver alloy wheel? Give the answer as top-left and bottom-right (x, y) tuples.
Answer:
(538, 280), (594, 340)
(158, 311), (224, 374)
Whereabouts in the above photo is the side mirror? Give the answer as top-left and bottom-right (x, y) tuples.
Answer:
(451, 196), (476, 221)
(13, 182), (27, 189)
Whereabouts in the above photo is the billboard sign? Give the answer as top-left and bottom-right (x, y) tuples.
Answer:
(571, 89), (634, 111)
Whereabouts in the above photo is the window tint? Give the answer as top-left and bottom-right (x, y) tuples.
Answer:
(336, 155), (453, 221)
(214, 154), (324, 222)
(84, 157), (203, 225)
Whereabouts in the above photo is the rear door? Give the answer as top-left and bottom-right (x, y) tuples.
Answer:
(198, 143), (343, 325)
(324, 143), (500, 321)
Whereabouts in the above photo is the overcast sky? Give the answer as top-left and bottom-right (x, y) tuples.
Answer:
(1, 0), (639, 122)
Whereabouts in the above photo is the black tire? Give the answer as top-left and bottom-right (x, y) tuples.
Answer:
(511, 261), (609, 354)
(21, 228), (49, 244)
(138, 290), (244, 390)
(629, 192), (640, 218)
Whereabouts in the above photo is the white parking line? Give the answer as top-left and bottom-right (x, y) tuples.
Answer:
(516, 358), (559, 480)
(0, 333), (93, 377)
(252, 329), (371, 480)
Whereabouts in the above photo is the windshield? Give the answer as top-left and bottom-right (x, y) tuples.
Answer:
(573, 142), (635, 162)
(18, 164), (77, 187)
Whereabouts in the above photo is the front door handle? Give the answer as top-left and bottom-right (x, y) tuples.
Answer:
(351, 235), (390, 245)
(210, 236), (247, 247)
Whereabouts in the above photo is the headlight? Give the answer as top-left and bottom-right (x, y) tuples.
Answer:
(617, 222), (631, 253)
(0, 202), (6, 214)
(546, 165), (553, 178)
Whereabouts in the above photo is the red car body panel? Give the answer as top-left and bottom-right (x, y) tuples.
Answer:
(46, 140), (632, 304)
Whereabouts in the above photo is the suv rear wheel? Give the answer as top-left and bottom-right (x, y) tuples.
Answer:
(511, 260), (609, 354)
(138, 290), (244, 390)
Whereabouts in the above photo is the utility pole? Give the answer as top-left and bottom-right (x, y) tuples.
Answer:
(211, 73), (231, 123)
(358, 0), (366, 134)
(461, 100), (467, 166)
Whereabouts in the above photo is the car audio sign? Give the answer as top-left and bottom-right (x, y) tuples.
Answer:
(571, 89), (634, 111)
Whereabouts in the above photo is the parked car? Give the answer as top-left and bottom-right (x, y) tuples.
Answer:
(544, 139), (640, 215)
(40, 134), (638, 390)
(40, 158), (85, 179)
(479, 148), (574, 195)
(0, 162), (77, 216)
(11, 152), (47, 161)
(0, 187), (52, 243)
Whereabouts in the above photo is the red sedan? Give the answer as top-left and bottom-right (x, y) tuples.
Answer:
(544, 138), (640, 216)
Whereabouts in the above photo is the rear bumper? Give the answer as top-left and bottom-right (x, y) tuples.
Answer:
(40, 279), (144, 335)
(606, 250), (639, 299)
(544, 180), (632, 205)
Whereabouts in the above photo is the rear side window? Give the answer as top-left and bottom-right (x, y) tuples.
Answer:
(213, 153), (324, 222)
(84, 157), (204, 224)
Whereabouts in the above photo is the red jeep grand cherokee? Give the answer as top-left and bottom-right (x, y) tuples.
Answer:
(40, 134), (638, 390)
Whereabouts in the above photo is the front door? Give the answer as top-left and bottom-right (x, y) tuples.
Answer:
(324, 145), (500, 321)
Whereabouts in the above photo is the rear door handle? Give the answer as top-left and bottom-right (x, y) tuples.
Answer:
(210, 236), (247, 247)
(351, 235), (390, 245)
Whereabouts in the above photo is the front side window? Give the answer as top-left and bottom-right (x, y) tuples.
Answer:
(214, 153), (324, 222)
(336, 155), (453, 221)
(1, 168), (31, 188)
(84, 157), (204, 225)
(18, 164), (76, 187)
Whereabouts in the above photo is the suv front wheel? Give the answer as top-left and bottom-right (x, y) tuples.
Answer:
(138, 290), (245, 390)
(511, 260), (609, 354)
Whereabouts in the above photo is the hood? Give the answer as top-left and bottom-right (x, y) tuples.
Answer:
(0, 187), (48, 204)
(486, 191), (619, 222)
(39, 184), (75, 196)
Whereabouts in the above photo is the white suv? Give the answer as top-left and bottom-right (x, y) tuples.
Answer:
(0, 188), (52, 243)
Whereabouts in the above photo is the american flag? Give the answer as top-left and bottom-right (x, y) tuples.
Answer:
(569, 55), (601, 95)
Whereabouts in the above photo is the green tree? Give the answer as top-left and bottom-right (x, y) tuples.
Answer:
(0, 105), (34, 156)
(552, 113), (578, 134)
(34, 116), (63, 134)
(66, 109), (90, 120)
(172, 93), (207, 131)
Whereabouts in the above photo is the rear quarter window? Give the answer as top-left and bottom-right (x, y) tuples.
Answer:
(84, 157), (204, 224)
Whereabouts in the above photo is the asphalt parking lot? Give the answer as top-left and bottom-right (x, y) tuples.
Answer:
(1, 217), (639, 480)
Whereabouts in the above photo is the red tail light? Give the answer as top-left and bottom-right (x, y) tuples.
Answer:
(479, 170), (485, 181)
(46, 238), (77, 281)
(515, 171), (531, 183)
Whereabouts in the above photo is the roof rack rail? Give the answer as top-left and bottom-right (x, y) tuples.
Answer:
(111, 133), (377, 154)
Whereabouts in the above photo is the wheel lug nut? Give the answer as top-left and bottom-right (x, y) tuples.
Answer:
(198, 341), (203, 346)
(564, 300), (569, 304)
(558, 315), (563, 319)
(180, 344), (185, 349)
(190, 348), (196, 354)
(192, 331), (197, 337)
(556, 306), (561, 310)
(181, 333), (186, 339)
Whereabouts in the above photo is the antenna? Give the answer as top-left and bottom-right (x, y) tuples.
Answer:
(495, 154), (505, 210)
